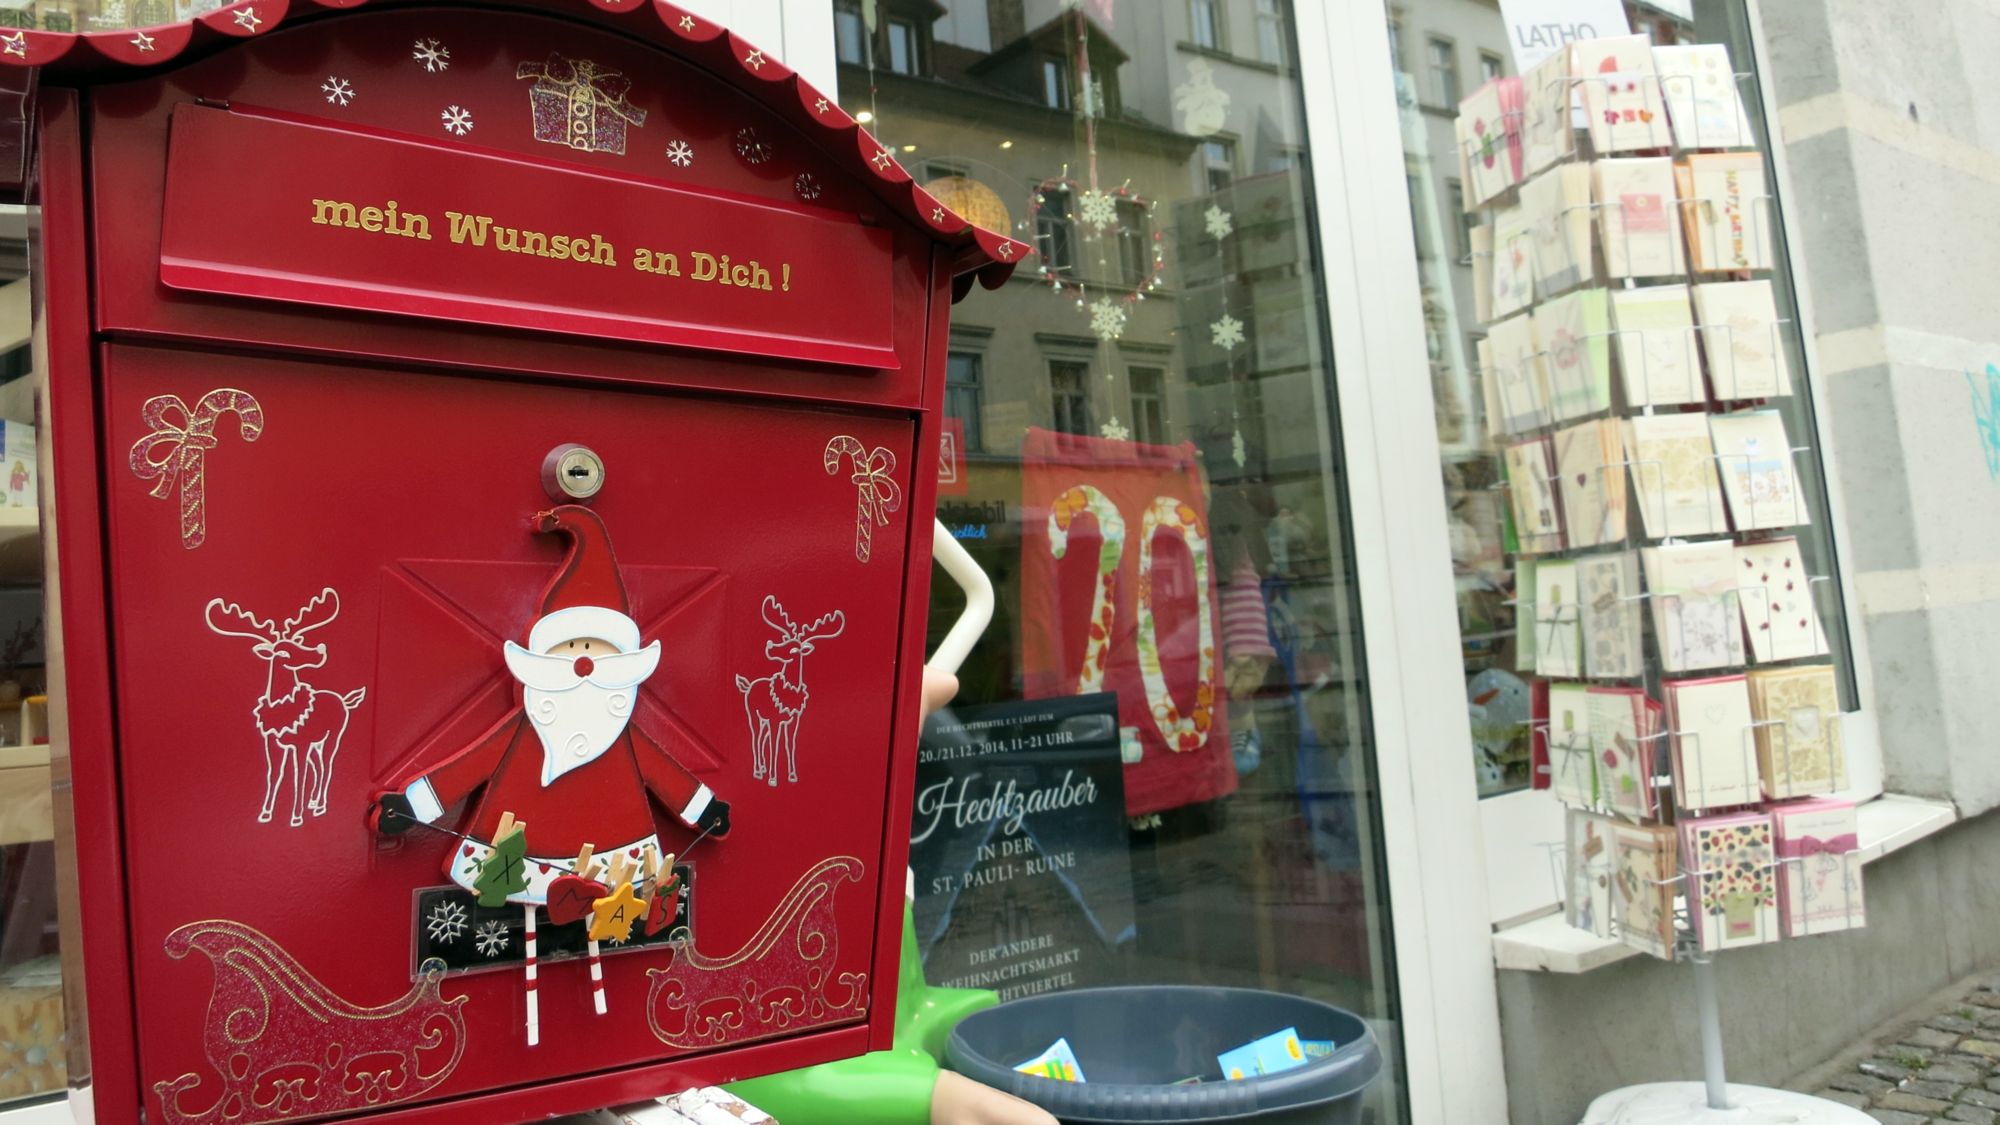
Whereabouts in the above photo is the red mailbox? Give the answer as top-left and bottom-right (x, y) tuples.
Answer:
(22, 4), (1024, 1122)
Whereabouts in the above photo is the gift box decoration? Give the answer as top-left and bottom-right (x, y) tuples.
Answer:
(516, 52), (649, 156)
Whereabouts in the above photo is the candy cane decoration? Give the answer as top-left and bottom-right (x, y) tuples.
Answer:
(1047, 484), (1126, 694)
(823, 436), (902, 562)
(1135, 496), (1217, 753)
(128, 388), (265, 549)
(523, 903), (540, 1046)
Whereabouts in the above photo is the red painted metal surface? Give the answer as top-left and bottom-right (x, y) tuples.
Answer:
(33, 6), (1015, 1122)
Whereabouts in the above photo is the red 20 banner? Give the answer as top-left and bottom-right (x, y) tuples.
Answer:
(1020, 429), (1237, 817)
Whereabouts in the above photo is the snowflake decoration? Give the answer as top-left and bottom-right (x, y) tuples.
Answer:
(474, 919), (510, 958)
(1232, 428), (1247, 467)
(794, 173), (822, 201)
(1078, 189), (1117, 230)
(735, 127), (772, 165)
(441, 105), (474, 136)
(1211, 313), (1245, 350)
(1204, 204), (1233, 240)
(666, 139), (694, 167)
(423, 900), (468, 945)
(321, 76), (354, 107)
(1099, 416), (1132, 441)
(412, 38), (450, 73)
(1089, 296), (1128, 343)
(232, 6), (260, 31)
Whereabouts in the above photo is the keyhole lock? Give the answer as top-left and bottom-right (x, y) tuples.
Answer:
(541, 443), (606, 502)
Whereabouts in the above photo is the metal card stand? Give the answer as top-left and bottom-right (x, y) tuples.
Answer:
(1457, 62), (1874, 1125)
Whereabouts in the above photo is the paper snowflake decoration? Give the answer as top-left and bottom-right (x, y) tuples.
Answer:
(474, 919), (510, 958)
(413, 38), (450, 73)
(321, 77), (354, 107)
(1211, 313), (1245, 350)
(1204, 204), (1233, 240)
(441, 106), (474, 137)
(1089, 296), (1128, 342)
(1079, 189), (1117, 230)
(665, 140), (694, 167)
(423, 900), (468, 945)
(1099, 416), (1132, 441)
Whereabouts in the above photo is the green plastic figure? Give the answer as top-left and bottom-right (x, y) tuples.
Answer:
(727, 671), (1057, 1125)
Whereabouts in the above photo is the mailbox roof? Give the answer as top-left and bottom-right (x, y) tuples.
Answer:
(7, 0), (1031, 298)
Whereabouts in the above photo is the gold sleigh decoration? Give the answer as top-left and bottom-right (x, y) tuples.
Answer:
(153, 920), (467, 1125)
(647, 856), (869, 1049)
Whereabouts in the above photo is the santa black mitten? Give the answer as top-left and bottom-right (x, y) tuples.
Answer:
(695, 798), (731, 839)
(372, 791), (417, 836)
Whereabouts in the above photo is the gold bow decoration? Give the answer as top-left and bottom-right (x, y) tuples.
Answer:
(824, 436), (902, 563)
(128, 389), (264, 550)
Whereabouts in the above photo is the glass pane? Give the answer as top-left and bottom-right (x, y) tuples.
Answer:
(1385, 3), (1855, 800)
(834, 5), (865, 65)
(838, 2), (1403, 1117)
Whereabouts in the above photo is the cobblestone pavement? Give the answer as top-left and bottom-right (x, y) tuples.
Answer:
(1813, 975), (2000, 1123)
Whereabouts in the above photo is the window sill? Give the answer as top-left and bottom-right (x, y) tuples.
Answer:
(1491, 793), (1958, 974)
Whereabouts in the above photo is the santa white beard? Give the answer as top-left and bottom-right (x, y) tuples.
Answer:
(504, 640), (663, 787)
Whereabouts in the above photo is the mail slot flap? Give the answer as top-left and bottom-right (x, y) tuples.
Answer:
(88, 6), (947, 410)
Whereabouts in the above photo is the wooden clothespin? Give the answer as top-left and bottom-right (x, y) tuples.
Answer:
(494, 810), (524, 842)
(573, 843), (601, 881)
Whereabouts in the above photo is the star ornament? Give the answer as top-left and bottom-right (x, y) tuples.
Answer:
(589, 882), (648, 944)
(130, 29), (156, 52)
(1, 31), (26, 58)
(232, 5), (261, 31)
(744, 48), (766, 71)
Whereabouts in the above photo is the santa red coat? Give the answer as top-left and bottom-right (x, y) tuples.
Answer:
(390, 709), (713, 904)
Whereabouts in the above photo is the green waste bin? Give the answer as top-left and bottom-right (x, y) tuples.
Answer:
(943, 985), (1383, 1124)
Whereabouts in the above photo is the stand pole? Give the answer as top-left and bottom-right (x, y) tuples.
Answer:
(1692, 954), (1728, 1110)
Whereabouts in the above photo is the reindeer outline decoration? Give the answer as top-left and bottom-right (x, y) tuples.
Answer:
(205, 588), (368, 827)
(735, 596), (845, 786)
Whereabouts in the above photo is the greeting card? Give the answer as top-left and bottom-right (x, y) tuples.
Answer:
(1653, 43), (1754, 150)
(1566, 809), (1617, 939)
(1548, 682), (1598, 806)
(1694, 280), (1793, 400)
(1578, 552), (1644, 679)
(1626, 412), (1728, 538)
(1538, 289), (1614, 422)
(1773, 798), (1865, 936)
(1612, 822), (1679, 959)
(1522, 163), (1596, 295)
(1642, 540), (1747, 673)
(1535, 560), (1583, 678)
(1488, 313), (1550, 435)
(1748, 664), (1846, 798)
(1589, 686), (1655, 820)
(1682, 812), (1780, 950)
(1470, 222), (1495, 326)
(1611, 285), (1705, 406)
(1491, 204), (1537, 319)
(1529, 677), (1552, 791)
(1522, 47), (1577, 175)
(1556, 419), (1627, 549)
(1709, 410), (1808, 530)
(1595, 158), (1686, 279)
(1665, 675), (1759, 810)
(1573, 35), (1673, 153)
(1515, 557), (1539, 674)
(1679, 153), (1774, 271)
(1508, 439), (1566, 556)
(1734, 538), (1828, 663)
(1459, 77), (1526, 206)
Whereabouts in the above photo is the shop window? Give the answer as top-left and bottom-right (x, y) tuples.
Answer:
(1129, 366), (1168, 444)
(947, 351), (986, 453)
(1445, 179), (1471, 261)
(1036, 186), (1078, 274)
(1042, 56), (1072, 110)
(1427, 36), (1459, 107)
(834, 1), (866, 65)
(1048, 359), (1092, 435)
(887, 17), (924, 76)
(837, 2), (1403, 1118)
(1479, 49), (1504, 84)
(1191, 0), (1224, 50)
(1255, 0), (1287, 65)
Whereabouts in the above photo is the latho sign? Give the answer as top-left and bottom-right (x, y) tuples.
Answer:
(159, 105), (898, 368)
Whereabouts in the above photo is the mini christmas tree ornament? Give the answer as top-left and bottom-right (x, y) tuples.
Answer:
(472, 812), (531, 908)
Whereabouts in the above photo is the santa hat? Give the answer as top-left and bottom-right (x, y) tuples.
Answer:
(525, 506), (642, 654)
